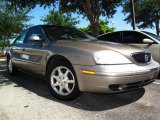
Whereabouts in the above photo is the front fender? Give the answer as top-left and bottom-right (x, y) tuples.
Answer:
(46, 45), (95, 66)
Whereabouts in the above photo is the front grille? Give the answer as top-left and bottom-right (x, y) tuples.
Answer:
(132, 52), (151, 64)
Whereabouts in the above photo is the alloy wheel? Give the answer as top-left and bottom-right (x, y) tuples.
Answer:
(50, 66), (75, 96)
(8, 59), (13, 73)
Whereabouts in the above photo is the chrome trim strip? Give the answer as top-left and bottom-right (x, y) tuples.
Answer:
(13, 58), (41, 65)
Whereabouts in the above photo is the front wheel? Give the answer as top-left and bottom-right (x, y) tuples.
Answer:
(47, 61), (80, 101)
(7, 57), (18, 77)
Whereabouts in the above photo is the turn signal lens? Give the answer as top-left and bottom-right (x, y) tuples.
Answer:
(81, 70), (96, 75)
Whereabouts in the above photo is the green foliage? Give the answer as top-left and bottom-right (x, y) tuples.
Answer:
(0, 41), (10, 47)
(7, 0), (57, 9)
(41, 11), (79, 27)
(79, 20), (115, 36)
(7, 0), (122, 16)
(98, 20), (115, 34)
(7, 0), (122, 37)
(60, 0), (122, 18)
(0, 0), (32, 41)
(60, 0), (121, 37)
(122, 0), (160, 35)
(79, 27), (92, 36)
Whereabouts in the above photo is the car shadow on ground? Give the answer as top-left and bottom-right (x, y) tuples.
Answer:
(0, 70), (145, 111)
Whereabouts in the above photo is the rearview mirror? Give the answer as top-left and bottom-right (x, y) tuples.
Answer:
(143, 38), (154, 44)
(29, 35), (44, 41)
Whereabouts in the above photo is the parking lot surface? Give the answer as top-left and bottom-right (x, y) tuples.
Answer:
(0, 60), (160, 120)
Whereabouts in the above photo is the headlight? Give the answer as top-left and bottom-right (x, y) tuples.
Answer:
(94, 51), (132, 64)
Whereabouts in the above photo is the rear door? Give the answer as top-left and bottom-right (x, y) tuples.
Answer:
(122, 31), (160, 62)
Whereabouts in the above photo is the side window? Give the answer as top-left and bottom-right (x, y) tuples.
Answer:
(25, 27), (44, 43)
(122, 31), (144, 44)
(13, 30), (28, 44)
(98, 32), (121, 43)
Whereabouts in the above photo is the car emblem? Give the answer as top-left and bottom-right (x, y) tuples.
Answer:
(145, 54), (149, 62)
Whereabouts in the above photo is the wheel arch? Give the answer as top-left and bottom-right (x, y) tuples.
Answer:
(46, 54), (74, 75)
(46, 54), (81, 100)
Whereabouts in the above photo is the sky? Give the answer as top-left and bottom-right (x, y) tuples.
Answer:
(27, 5), (156, 34)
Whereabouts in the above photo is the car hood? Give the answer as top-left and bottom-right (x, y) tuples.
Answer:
(54, 40), (146, 56)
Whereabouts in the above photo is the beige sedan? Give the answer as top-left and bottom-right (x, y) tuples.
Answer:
(6, 26), (159, 100)
(97, 30), (160, 63)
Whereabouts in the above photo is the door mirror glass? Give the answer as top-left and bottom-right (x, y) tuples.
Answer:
(143, 38), (154, 44)
(29, 35), (44, 41)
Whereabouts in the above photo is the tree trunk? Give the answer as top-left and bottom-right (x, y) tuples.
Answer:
(131, 0), (136, 30)
(90, 20), (100, 37)
(79, 0), (100, 37)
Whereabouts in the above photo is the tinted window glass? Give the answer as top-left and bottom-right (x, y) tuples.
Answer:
(143, 31), (160, 41)
(43, 26), (94, 41)
(122, 31), (149, 44)
(98, 32), (121, 43)
(14, 30), (28, 44)
(138, 33), (150, 42)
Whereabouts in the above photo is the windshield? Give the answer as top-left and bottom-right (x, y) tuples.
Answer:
(43, 26), (94, 41)
(143, 31), (160, 41)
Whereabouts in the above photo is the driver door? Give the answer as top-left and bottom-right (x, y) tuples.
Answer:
(21, 26), (48, 74)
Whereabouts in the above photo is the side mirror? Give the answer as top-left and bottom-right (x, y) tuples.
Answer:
(29, 35), (44, 41)
(143, 38), (154, 44)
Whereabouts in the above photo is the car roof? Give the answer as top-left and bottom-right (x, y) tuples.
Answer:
(32, 24), (73, 29)
(23, 25), (75, 33)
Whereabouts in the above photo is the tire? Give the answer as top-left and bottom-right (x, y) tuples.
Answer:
(7, 56), (18, 77)
(46, 59), (80, 101)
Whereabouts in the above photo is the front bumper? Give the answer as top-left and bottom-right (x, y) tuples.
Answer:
(73, 61), (159, 93)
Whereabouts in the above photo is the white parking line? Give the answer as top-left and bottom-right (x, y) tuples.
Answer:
(0, 69), (7, 72)
(0, 59), (6, 61)
(153, 81), (160, 85)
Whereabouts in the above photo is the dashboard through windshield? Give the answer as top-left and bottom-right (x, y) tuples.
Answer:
(43, 26), (94, 41)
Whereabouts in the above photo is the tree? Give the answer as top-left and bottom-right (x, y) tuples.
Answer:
(79, 19), (115, 36)
(0, 0), (31, 41)
(60, 0), (121, 37)
(41, 10), (79, 27)
(123, 0), (160, 35)
(7, 0), (122, 37)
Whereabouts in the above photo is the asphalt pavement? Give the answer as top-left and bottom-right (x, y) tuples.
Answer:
(0, 60), (160, 120)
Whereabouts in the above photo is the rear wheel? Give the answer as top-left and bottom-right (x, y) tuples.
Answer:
(47, 60), (80, 101)
(7, 56), (18, 77)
